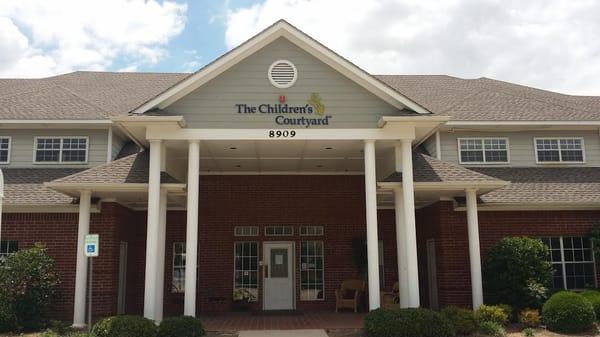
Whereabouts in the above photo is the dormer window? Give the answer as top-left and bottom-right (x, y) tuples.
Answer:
(458, 138), (509, 164)
(34, 137), (88, 164)
(0, 137), (11, 164)
(535, 138), (584, 164)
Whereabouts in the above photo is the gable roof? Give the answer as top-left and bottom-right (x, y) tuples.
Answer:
(2, 168), (83, 205)
(129, 20), (431, 115)
(377, 75), (600, 121)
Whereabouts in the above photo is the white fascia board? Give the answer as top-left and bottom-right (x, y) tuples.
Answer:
(131, 20), (432, 115)
(378, 181), (509, 192)
(377, 115), (452, 127)
(3, 204), (101, 213)
(44, 182), (187, 195)
(0, 119), (112, 124)
(111, 115), (186, 127)
(455, 203), (600, 211)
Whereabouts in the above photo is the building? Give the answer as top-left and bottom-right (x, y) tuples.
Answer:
(0, 20), (599, 326)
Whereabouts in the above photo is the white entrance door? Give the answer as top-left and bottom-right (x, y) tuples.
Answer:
(263, 242), (295, 310)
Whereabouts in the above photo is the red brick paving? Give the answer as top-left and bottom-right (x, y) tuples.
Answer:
(200, 311), (366, 331)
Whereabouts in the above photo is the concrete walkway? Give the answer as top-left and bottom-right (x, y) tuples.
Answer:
(239, 330), (329, 337)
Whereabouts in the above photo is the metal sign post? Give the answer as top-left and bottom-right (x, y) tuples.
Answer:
(84, 234), (99, 332)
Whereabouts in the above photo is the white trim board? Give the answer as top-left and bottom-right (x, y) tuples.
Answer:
(131, 20), (431, 116)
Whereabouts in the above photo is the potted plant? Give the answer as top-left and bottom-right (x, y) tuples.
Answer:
(232, 288), (256, 311)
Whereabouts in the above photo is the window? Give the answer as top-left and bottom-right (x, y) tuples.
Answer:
(0, 240), (18, 263)
(234, 242), (258, 301)
(172, 242), (185, 293)
(541, 236), (596, 289)
(35, 137), (88, 163)
(300, 226), (324, 236)
(458, 138), (509, 164)
(0, 137), (11, 164)
(535, 138), (584, 163)
(234, 226), (259, 237)
(300, 241), (324, 300)
(265, 226), (293, 236)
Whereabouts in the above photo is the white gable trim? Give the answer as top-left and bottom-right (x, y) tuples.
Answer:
(131, 20), (431, 115)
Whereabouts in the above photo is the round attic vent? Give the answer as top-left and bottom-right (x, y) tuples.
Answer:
(268, 60), (297, 89)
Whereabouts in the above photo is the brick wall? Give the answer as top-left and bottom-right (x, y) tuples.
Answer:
(417, 201), (600, 308)
(0, 202), (138, 321)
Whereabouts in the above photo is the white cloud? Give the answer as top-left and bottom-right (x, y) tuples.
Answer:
(224, 0), (600, 95)
(0, 0), (187, 78)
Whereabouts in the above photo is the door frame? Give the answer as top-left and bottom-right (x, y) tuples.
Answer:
(262, 241), (296, 310)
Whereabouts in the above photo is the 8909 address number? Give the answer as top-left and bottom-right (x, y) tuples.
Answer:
(268, 130), (296, 138)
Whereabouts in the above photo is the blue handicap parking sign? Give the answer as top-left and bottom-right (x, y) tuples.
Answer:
(86, 245), (95, 253)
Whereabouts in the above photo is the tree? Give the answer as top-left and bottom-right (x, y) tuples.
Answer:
(483, 237), (553, 309)
(0, 243), (60, 331)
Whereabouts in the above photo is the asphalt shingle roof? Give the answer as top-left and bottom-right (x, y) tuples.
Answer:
(3, 168), (83, 205)
(0, 71), (598, 121)
(383, 152), (504, 183)
(51, 151), (180, 185)
(472, 167), (600, 204)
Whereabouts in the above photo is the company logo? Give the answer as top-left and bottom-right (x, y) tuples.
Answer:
(234, 93), (332, 128)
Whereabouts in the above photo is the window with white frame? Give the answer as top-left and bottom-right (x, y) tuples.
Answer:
(264, 226), (293, 236)
(541, 236), (596, 289)
(535, 138), (584, 163)
(172, 242), (186, 293)
(458, 138), (509, 164)
(0, 137), (11, 164)
(234, 226), (259, 237)
(233, 242), (258, 301)
(300, 226), (324, 236)
(300, 241), (324, 300)
(0, 240), (18, 263)
(35, 137), (88, 163)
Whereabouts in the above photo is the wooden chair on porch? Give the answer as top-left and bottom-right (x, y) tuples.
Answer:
(380, 281), (400, 309)
(335, 279), (366, 312)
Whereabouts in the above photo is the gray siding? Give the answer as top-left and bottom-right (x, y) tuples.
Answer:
(166, 37), (402, 128)
(440, 130), (600, 167)
(0, 129), (109, 168)
(422, 136), (437, 158)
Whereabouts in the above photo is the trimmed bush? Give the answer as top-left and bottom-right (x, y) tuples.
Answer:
(475, 305), (508, 326)
(0, 301), (17, 333)
(478, 321), (506, 337)
(497, 304), (514, 322)
(92, 315), (157, 337)
(483, 237), (552, 309)
(440, 306), (477, 336)
(364, 308), (455, 337)
(542, 291), (595, 333)
(0, 243), (60, 331)
(518, 308), (541, 328)
(581, 289), (600, 320)
(158, 316), (205, 337)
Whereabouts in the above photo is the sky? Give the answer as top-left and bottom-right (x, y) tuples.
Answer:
(0, 0), (599, 95)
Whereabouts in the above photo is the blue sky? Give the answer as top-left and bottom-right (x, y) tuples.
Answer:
(0, 0), (599, 94)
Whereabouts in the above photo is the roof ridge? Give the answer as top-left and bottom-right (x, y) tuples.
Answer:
(419, 152), (505, 182)
(51, 151), (143, 183)
(55, 84), (112, 118)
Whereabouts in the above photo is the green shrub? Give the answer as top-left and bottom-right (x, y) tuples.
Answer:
(440, 306), (477, 336)
(542, 291), (595, 333)
(0, 301), (17, 333)
(158, 316), (205, 337)
(497, 304), (514, 322)
(478, 321), (506, 337)
(581, 289), (600, 320)
(522, 327), (535, 337)
(40, 330), (88, 337)
(0, 243), (60, 331)
(483, 237), (553, 309)
(518, 308), (541, 328)
(92, 315), (157, 337)
(475, 305), (509, 326)
(364, 308), (455, 337)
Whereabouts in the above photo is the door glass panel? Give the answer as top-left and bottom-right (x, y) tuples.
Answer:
(270, 248), (288, 278)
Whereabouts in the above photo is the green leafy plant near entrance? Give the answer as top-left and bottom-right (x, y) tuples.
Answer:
(581, 289), (600, 319)
(364, 307), (455, 337)
(440, 306), (477, 336)
(0, 243), (60, 331)
(92, 315), (157, 337)
(483, 237), (553, 309)
(542, 291), (595, 333)
(157, 316), (205, 337)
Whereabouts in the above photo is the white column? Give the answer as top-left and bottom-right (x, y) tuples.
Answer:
(394, 186), (409, 308)
(144, 139), (162, 320)
(363, 139), (380, 310)
(401, 138), (420, 308)
(466, 188), (484, 309)
(185, 140), (200, 316)
(155, 187), (167, 322)
(73, 190), (91, 327)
